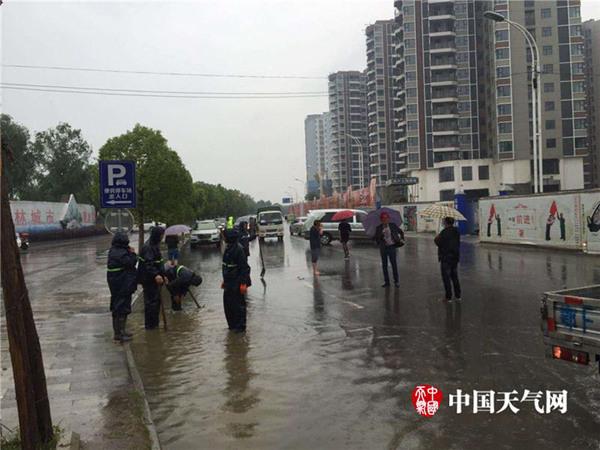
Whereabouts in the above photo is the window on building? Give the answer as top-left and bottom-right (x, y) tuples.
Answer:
(498, 104), (512, 115)
(406, 71), (416, 81)
(572, 63), (585, 75)
(546, 138), (556, 148)
(543, 45), (553, 56)
(407, 104), (417, 114)
(439, 167), (455, 182)
(572, 81), (585, 93)
(569, 6), (580, 18)
(458, 85), (469, 96)
(408, 137), (418, 146)
(541, 8), (552, 18)
(575, 137), (587, 148)
(543, 159), (560, 174)
(459, 118), (471, 128)
(407, 88), (417, 97)
(495, 30), (509, 41)
(496, 66), (510, 78)
(405, 23), (414, 32)
(542, 27), (552, 37)
(545, 120), (556, 130)
(439, 189), (455, 201)
(498, 122), (512, 134)
(405, 39), (415, 49)
(542, 64), (554, 74)
(462, 166), (473, 181)
(571, 44), (584, 56)
(457, 69), (469, 80)
(405, 55), (416, 65)
(544, 82), (555, 93)
(375, 57), (383, 64)
(544, 101), (555, 111)
(408, 120), (418, 130)
(403, 5), (414, 15)
(574, 119), (587, 129)
(571, 25), (582, 37)
(497, 85), (511, 97)
(496, 48), (510, 59)
(478, 165), (490, 180)
(573, 100), (585, 112)
(499, 141), (513, 153)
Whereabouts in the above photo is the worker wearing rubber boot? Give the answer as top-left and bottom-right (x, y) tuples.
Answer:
(221, 228), (251, 332)
(165, 263), (203, 310)
(107, 232), (138, 343)
(138, 226), (166, 329)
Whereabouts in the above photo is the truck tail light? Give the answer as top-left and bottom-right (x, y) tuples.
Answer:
(552, 346), (589, 365)
(547, 318), (556, 332)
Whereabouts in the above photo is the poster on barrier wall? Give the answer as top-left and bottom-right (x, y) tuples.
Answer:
(479, 193), (582, 249)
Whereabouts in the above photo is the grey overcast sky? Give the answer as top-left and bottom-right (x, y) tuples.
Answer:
(2, 1), (600, 203)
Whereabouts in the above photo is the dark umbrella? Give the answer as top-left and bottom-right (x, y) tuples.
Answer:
(363, 207), (403, 238)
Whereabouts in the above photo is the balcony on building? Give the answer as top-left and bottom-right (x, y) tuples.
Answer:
(433, 135), (460, 151)
(432, 119), (459, 135)
(429, 20), (456, 37)
(431, 73), (458, 86)
(431, 87), (458, 103)
(432, 105), (459, 118)
(430, 36), (456, 54)
(428, 3), (455, 21)
(430, 55), (457, 70)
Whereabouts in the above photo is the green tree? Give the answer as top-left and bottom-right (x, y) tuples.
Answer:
(32, 123), (93, 203)
(98, 124), (194, 224)
(0, 114), (40, 200)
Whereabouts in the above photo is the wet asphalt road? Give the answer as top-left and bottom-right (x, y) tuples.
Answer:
(127, 231), (600, 450)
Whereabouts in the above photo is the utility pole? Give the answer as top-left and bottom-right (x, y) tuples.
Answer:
(137, 187), (144, 252)
(1, 144), (54, 449)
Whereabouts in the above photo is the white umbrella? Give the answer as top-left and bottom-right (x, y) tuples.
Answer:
(419, 204), (466, 221)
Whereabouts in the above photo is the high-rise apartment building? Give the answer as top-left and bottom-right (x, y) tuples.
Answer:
(304, 114), (324, 196)
(583, 19), (600, 188)
(328, 71), (368, 193)
(393, 0), (587, 201)
(366, 20), (398, 188)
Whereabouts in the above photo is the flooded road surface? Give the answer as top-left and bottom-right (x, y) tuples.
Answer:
(129, 233), (600, 449)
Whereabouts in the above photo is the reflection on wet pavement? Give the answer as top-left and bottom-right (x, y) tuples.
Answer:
(129, 233), (600, 449)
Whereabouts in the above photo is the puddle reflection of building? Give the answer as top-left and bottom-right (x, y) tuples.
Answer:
(341, 259), (354, 291)
(222, 333), (259, 439)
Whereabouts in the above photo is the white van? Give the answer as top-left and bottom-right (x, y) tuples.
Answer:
(303, 209), (369, 245)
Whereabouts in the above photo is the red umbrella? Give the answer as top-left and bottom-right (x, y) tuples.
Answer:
(549, 200), (558, 216)
(331, 210), (354, 221)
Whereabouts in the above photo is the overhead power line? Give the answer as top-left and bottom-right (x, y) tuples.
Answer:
(1, 82), (327, 96)
(2, 64), (328, 80)
(1, 85), (328, 99)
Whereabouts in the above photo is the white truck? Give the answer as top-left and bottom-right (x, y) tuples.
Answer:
(541, 285), (600, 373)
(256, 206), (284, 242)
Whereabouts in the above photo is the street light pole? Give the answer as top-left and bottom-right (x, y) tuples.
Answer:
(484, 11), (543, 193)
(345, 133), (365, 190)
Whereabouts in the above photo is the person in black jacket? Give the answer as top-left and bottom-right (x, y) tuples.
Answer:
(165, 263), (203, 310)
(434, 217), (461, 302)
(222, 228), (251, 332)
(338, 219), (352, 259)
(374, 212), (404, 288)
(107, 232), (138, 342)
(165, 233), (180, 263)
(237, 220), (255, 257)
(138, 226), (166, 329)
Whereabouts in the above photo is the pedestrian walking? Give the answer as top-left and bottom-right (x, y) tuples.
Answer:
(165, 233), (179, 263)
(165, 262), (203, 310)
(434, 217), (461, 302)
(310, 220), (323, 276)
(558, 213), (566, 240)
(545, 213), (555, 241)
(138, 226), (166, 329)
(221, 228), (251, 333)
(338, 219), (352, 259)
(107, 232), (138, 343)
(374, 212), (404, 288)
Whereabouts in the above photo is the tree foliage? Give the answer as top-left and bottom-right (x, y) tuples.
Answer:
(31, 123), (93, 203)
(99, 124), (194, 224)
(191, 182), (271, 220)
(1, 114), (39, 200)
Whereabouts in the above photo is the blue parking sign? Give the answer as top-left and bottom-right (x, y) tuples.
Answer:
(99, 160), (137, 208)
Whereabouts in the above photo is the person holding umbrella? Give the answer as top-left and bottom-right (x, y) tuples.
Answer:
(331, 210), (355, 259)
(373, 211), (404, 288)
(434, 217), (461, 302)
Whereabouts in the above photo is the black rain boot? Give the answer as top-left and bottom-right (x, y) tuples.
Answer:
(119, 316), (132, 342)
(121, 316), (133, 338)
(112, 316), (121, 342)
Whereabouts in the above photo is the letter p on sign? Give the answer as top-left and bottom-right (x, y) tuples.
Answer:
(107, 164), (126, 186)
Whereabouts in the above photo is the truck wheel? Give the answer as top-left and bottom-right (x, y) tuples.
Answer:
(321, 233), (332, 246)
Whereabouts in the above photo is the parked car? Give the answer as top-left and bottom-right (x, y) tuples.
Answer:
(303, 209), (369, 245)
(190, 220), (221, 248)
(290, 216), (307, 236)
(16, 232), (29, 250)
(214, 217), (227, 230)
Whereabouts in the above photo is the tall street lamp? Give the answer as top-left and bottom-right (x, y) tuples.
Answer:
(345, 133), (365, 190)
(484, 10), (543, 193)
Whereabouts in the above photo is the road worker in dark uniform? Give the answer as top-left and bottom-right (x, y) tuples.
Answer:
(164, 263), (203, 310)
(237, 220), (255, 257)
(107, 232), (138, 342)
(138, 226), (166, 329)
(221, 228), (251, 332)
